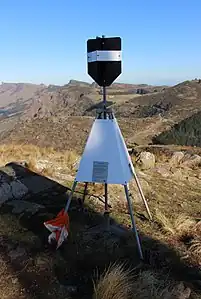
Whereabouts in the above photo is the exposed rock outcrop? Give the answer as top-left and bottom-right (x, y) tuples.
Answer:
(182, 154), (201, 168)
(0, 162), (68, 214)
(136, 151), (155, 170)
(169, 151), (185, 166)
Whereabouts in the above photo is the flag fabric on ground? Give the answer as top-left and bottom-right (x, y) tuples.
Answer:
(44, 208), (70, 249)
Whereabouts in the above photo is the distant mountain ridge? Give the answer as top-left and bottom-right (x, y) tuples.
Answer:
(0, 79), (166, 136)
(1, 79), (201, 151)
(0, 82), (47, 121)
(22, 79), (168, 119)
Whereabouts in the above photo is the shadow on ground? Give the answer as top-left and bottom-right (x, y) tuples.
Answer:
(0, 164), (201, 299)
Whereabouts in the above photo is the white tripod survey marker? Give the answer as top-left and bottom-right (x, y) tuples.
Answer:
(64, 36), (152, 260)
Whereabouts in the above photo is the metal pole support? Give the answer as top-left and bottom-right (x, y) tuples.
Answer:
(129, 163), (152, 220)
(64, 180), (78, 213)
(124, 184), (143, 260)
(104, 183), (110, 230)
(82, 182), (88, 205)
(103, 86), (107, 119)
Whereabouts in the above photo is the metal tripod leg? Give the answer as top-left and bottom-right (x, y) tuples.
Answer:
(82, 182), (88, 204)
(64, 180), (78, 213)
(104, 183), (108, 211)
(124, 184), (143, 260)
(129, 163), (152, 220)
(104, 183), (110, 230)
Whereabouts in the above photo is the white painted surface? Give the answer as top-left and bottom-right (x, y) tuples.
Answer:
(87, 50), (122, 63)
(75, 118), (134, 184)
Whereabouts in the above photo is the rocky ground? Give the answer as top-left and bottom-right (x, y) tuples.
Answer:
(0, 144), (201, 298)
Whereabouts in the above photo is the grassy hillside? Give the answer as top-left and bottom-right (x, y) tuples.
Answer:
(0, 144), (201, 298)
(153, 111), (201, 146)
(114, 80), (201, 120)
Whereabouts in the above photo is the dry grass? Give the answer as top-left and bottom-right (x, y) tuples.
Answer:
(155, 209), (175, 235)
(189, 238), (201, 256)
(174, 215), (197, 232)
(188, 222), (201, 264)
(155, 210), (201, 266)
(0, 143), (78, 178)
(133, 275), (191, 299)
(131, 270), (190, 299)
(155, 210), (197, 237)
(0, 256), (23, 299)
(0, 214), (39, 245)
(93, 263), (191, 299)
(93, 263), (134, 299)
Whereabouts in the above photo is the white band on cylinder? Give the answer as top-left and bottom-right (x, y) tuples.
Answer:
(87, 50), (121, 63)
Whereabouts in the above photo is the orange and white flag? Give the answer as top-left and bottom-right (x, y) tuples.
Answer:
(44, 209), (70, 249)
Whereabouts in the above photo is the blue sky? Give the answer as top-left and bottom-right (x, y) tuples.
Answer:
(0, 0), (200, 86)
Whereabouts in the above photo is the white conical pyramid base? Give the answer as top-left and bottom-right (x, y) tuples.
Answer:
(75, 117), (134, 184)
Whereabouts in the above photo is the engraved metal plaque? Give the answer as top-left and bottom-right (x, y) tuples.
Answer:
(92, 161), (109, 182)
